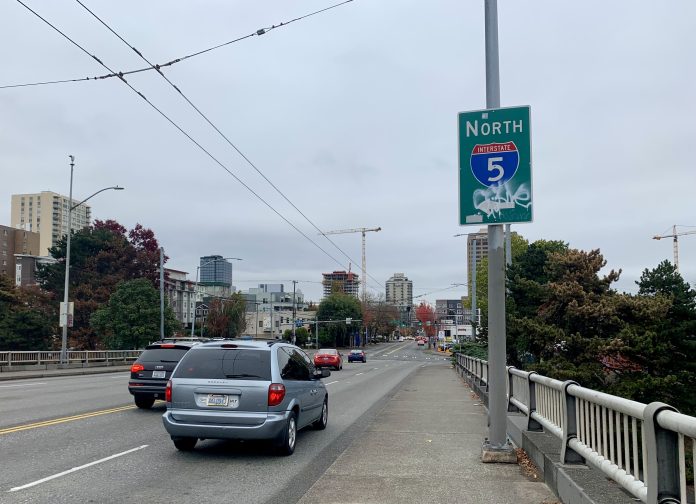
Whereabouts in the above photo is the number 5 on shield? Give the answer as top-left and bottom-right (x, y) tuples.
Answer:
(487, 157), (504, 182)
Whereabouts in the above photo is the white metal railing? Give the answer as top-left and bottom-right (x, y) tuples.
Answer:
(455, 353), (696, 504)
(0, 350), (141, 367)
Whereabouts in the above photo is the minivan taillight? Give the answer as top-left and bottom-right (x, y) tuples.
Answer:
(130, 363), (144, 373)
(165, 380), (172, 402)
(268, 383), (286, 406)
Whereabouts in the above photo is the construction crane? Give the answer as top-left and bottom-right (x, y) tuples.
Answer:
(652, 225), (696, 271)
(320, 227), (382, 302)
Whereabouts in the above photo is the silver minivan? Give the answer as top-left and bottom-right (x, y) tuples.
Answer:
(162, 340), (330, 455)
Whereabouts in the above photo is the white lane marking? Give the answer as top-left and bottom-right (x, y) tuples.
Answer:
(9, 445), (148, 492)
(324, 381), (339, 386)
(383, 342), (411, 356)
(110, 375), (129, 379)
(356, 373), (364, 376)
(0, 382), (47, 388)
(372, 367), (379, 370)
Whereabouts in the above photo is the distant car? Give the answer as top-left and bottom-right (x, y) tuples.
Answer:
(348, 349), (366, 363)
(398, 336), (405, 342)
(417, 339), (425, 346)
(313, 348), (343, 370)
(162, 340), (330, 455)
(128, 339), (206, 409)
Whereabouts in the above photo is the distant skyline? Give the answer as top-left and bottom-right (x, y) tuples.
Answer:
(1, 1), (694, 303)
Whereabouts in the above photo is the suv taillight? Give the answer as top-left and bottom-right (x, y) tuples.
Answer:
(131, 363), (144, 373)
(165, 380), (172, 402)
(268, 383), (286, 406)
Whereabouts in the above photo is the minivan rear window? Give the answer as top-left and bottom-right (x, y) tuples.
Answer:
(138, 348), (188, 362)
(173, 349), (271, 380)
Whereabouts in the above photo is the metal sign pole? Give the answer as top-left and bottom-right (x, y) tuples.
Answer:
(482, 0), (515, 462)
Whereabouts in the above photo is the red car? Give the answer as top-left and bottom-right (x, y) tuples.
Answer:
(313, 348), (343, 370)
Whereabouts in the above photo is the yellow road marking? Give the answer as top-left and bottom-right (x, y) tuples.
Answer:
(0, 405), (137, 436)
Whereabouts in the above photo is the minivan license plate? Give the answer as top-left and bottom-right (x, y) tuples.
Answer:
(207, 394), (229, 407)
(152, 370), (166, 378)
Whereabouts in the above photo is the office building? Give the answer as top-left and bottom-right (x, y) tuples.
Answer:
(11, 191), (91, 257)
(322, 270), (360, 298)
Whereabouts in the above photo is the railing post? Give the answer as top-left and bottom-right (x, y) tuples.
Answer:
(507, 367), (519, 412)
(561, 381), (584, 464)
(526, 372), (543, 432)
(645, 402), (681, 504)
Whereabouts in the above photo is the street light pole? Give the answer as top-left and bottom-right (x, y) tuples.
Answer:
(59, 155), (123, 364)
(60, 156), (75, 365)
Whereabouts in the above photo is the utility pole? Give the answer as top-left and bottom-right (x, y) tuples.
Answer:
(482, 0), (515, 462)
(160, 247), (165, 339)
(292, 280), (297, 345)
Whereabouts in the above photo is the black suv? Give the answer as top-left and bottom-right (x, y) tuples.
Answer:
(128, 339), (207, 409)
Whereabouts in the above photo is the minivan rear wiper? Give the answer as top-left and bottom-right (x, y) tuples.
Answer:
(225, 373), (264, 379)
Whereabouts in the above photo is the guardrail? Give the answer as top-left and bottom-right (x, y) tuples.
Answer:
(454, 353), (696, 504)
(0, 350), (141, 367)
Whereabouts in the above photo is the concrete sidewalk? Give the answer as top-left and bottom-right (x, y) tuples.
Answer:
(297, 362), (557, 504)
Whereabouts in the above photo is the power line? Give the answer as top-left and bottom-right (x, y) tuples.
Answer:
(1, 0), (354, 90)
(15, 0), (350, 273)
(72, 0), (384, 293)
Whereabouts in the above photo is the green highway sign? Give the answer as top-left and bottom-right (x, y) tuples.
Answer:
(458, 106), (533, 225)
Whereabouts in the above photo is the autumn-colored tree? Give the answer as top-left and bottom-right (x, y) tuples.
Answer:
(415, 302), (436, 337)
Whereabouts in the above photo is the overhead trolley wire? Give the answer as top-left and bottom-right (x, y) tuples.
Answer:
(14, 0), (350, 273)
(1, 0), (354, 90)
(72, 0), (385, 293)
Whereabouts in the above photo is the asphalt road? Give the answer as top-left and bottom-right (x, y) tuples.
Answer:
(0, 341), (450, 504)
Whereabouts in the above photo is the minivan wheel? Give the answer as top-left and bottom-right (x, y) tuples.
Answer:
(134, 396), (155, 409)
(277, 412), (297, 456)
(313, 399), (328, 430)
(172, 437), (197, 451)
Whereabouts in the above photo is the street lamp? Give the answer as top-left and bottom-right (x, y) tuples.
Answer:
(190, 256), (242, 337)
(60, 155), (124, 364)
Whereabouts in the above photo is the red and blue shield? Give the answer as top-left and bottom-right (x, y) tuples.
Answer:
(470, 141), (519, 187)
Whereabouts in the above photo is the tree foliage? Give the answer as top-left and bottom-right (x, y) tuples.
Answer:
(204, 293), (247, 339)
(0, 276), (54, 350)
(90, 278), (179, 349)
(507, 242), (696, 414)
(362, 293), (399, 343)
(283, 327), (310, 346)
(316, 294), (362, 347)
(37, 220), (165, 349)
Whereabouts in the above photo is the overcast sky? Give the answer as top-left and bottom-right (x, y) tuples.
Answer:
(2, 0), (695, 303)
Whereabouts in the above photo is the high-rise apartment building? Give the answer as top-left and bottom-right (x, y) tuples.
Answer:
(0, 225), (40, 279)
(386, 272), (413, 326)
(322, 270), (360, 298)
(385, 273), (413, 307)
(10, 191), (91, 257)
(467, 228), (488, 296)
